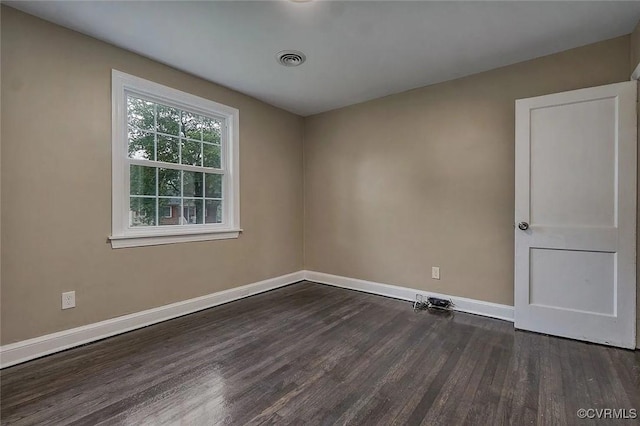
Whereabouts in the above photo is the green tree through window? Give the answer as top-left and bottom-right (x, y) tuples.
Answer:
(127, 95), (223, 227)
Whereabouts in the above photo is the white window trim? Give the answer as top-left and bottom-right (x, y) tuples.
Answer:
(110, 70), (240, 248)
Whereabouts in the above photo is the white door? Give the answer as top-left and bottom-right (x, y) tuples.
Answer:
(515, 81), (637, 349)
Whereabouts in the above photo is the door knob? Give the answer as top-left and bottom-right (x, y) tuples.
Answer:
(518, 222), (529, 231)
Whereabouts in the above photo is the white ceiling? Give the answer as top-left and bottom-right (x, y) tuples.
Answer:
(7, 1), (640, 116)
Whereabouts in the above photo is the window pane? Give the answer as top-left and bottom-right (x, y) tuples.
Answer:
(181, 140), (202, 166)
(127, 96), (154, 131)
(130, 165), (156, 196)
(128, 129), (154, 160)
(205, 200), (222, 224)
(205, 173), (222, 198)
(157, 135), (180, 164)
(182, 111), (202, 140)
(183, 171), (203, 197)
(203, 143), (221, 168)
(159, 198), (180, 226)
(158, 168), (180, 196)
(130, 197), (156, 227)
(183, 199), (203, 224)
(203, 117), (222, 144)
(157, 104), (180, 135)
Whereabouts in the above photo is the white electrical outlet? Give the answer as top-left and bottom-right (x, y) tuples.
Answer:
(431, 267), (440, 280)
(62, 291), (76, 309)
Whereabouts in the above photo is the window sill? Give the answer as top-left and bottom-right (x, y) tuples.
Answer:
(109, 229), (242, 248)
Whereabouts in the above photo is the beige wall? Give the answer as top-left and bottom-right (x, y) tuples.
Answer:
(0, 7), (304, 344)
(631, 20), (640, 75)
(304, 36), (631, 308)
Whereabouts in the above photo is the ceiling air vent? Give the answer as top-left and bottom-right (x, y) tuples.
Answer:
(276, 50), (306, 67)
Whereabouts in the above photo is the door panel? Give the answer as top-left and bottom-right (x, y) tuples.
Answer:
(515, 81), (637, 348)
(529, 248), (614, 315)
(530, 98), (616, 227)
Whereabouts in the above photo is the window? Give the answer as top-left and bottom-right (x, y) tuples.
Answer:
(162, 205), (173, 219)
(110, 70), (240, 248)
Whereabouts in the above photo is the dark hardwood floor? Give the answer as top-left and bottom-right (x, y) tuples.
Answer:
(1, 281), (639, 425)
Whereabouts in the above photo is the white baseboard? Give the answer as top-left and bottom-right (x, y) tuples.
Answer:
(1, 270), (516, 368)
(0, 271), (305, 369)
(303, 270), (514, 322)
